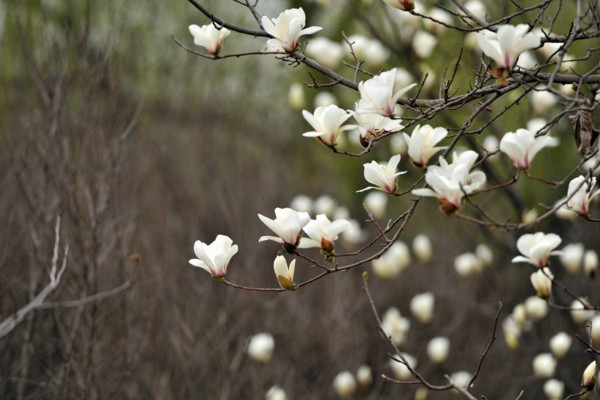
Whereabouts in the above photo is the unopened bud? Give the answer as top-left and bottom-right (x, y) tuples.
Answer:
(582, 361), (597, 391)
(530, 268), (553, 299)
(584, 250), (598, 278)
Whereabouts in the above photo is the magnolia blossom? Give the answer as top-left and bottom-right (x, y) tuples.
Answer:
(532, 353), (557, 378)
(302, 214), (350, 253)
(543, 379), (564, 400)
(525, 296), (549, 320)
(582, 361), (597, 391)
(344, 35), (390, 66)
(565, 175), (600, 215)
(530, 267), (553, 299)
(450, 371), (473, 389)
(382, 307), (410, 346)
(412, 31), (437, 59)
(262, 8), (322, 52)
(559, 243), (584, 274)
(351, 111), (404, 146)
(188, 24), (231, 55)
(426, 337), (450, 364)
(584, 250), (599, 278)
(266, 386), (288, 400)
(364, 191), (388, 219)
(189, 235), (238, 278)
(389, 354), (417, 380)
(570, 299), (595, 325)
(382, 0), (415, 11)
(258, 208), (311, 250)
(247, 332), (275, 363)
(332, 371), (357, 398)
(314, 195), (337, 216)
(356, 365), (373, 390)
(410, 292), (435, 324)
(412, 151), (486, 213)
(413, 234), (433, 262)
(273, 255), (296, 290)
(302, 105), (353, 147)
(549, 332), (572, 359)
(454, 252), (483, 276)
(403, 124), (448, 167)
(512, 232), (562, 268)
(477, 24), (541, 69)
(357, 69), (416, 117)
(358, 155), (406, 193)
(499, 128), (559, 170)
(305, 37), (344, 69)
(372, 241), (411, 279)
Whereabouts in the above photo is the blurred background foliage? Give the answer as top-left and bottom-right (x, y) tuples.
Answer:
(1, 0), (599, 398)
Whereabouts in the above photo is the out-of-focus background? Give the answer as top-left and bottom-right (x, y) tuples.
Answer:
(1, 0), (599, 398)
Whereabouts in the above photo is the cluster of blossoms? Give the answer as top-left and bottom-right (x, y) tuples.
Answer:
(412, 150), (486, 213)
(184, 4), (600, 398)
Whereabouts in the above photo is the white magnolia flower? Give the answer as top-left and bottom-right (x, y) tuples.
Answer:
(526, 117), (548, 133)
(357, 69), (416, 117)
(403, 124), (448, 167)
(290, 194), (313, 213)
(389, 354), (417, 380)
(410, 292), (435, 324)
(559, 243), (584, 274)
(525, 296), (549, 320)
(543, 379), (564, 400)
(476, 243), (494, 265)
(382, 307), (411, 345)
(266, 386), (288, 400)
(273, 256), (296, 290)
(503, 315), (522, 349)
(499, 128), (559, 170)
(332, 371), (356, 398)
(454, 252), (483, 276)
(530, 267), (553, 299)
(584, 250), (599, 278)
(412, 151), (486, 212)
(413, 234), (433, 262)
(423, 9), (453, 34)
(477, 24), (541, 69)
(314, 92), (337, 107)
(314, 195), (337, 216)
(305, 37), (344, 69)
(302, 214), (350, 253)
(582, 361), (597, 391)
(565, 175), (600, 215)
(450, 371), (473, 389)
(382, 0), (415, 11)
(258, 208), (311, 250)
(358, 155), (407, 193)
(412, 31), (437, 59)
(302, 105), (353, 147)
(364, 191), (388, 219)
(247, 332), (275, 363)
(188, 23), (231, 55)
(512, 232), (562, 268)
(533, 353), (557, 378)
(464, 0), (486, 20)
(262, 8), (322, 52)
(351, 111), (404, 146)
(427, 337), (450, 364)
(344, 35), (390, 66)
(482, 135), (499, 153)
(590, 315), (600, 346)
(570, 299), (595, 325)
(356, 365), (373, 389)
(341, 219), (364, 245)
(549, 332), (572, 359)
(531, 89), (558, 114)
(372, 241), (411, 279)
(288, 83), (305, 109)
(189, 235), (238, 277)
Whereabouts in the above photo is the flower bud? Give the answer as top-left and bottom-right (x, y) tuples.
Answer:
(383, 0), (415, 11)
(413, 234), (433, 262)
(426, 337), (450, 364)
(455, 252), (483, 276)
(525, 296), (548, 321)
(503, 316), (521, 350)
(410, 292), (435, 324)
(530, 268), (553, 299)
(582, 361), (597, 391)
(549, 332), (571, 359)
(273, 256), (296, 291)
(522, 208), (539, 223)
(314, 92), (337, 108)
(288, 83), (305, 109)
(590, 315), (600, 348)
(532, 353), (557, 378)
(570, 299), (595, 325)
(333, 371), (357, 398)
(364, 191), (388, 219)
(543, 379), (564, 400)
(247, 332), (275, 363)
(476, 243), (494, 266)
(584, 250), (598, 278)
(389, 353), (417, 380)
(531, 89), (558, 115)
(290, 194), (313, 213)
(412, 31), (437, 59)
(356, 364), (372, 392)
(266, 386), (288, 400)
(415, 387), (428, 400)
(482, 135), (499, 153)
(450, 371), (473, 389)
(559, 243), (584, 275)
(513, 304), (527, 326)
(382, 308), (411, 345)
(464, 0), (486, 20)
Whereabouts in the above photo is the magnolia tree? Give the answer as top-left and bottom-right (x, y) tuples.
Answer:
(177, 0), (600, 398)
